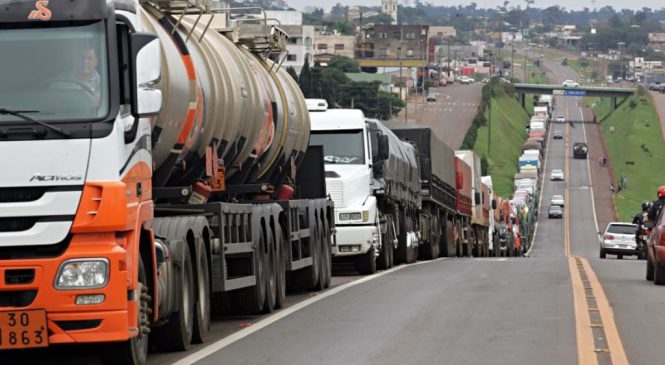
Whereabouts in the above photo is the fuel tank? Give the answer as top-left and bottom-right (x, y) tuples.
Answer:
(139, 6), (309, 188)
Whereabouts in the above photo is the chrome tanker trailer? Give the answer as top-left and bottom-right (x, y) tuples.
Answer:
(0, 1), (332, 364)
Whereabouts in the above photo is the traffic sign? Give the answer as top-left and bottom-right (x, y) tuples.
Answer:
(564, 89), (587, 96)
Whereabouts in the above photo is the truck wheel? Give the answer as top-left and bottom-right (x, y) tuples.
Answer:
(151, 243), (195, 350)
(316, 224), (331, 290)
(599, 248), (606, 259)
(102, 257), (150, 365)
(192, 244), (211, 344)
(617, 254), (623, 260)
(646, 258), (655, 281)
(235, 234), (267, 312)
(355, 246), (377, 275)
(291, 227), (320, 290)
(263, 231), (277, 313)
(395, 211), (408, 264)
(274, 225), (287, 308)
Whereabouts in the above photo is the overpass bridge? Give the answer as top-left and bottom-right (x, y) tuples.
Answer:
(514, 83), (636, 111)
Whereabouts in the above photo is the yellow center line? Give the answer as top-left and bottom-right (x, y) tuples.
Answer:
(563, 98), (630, 365)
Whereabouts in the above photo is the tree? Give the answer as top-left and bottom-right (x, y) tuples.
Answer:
(334, 20), (354, 35)
(298, 58), (312, 96)
(286, 66), (299, 83)
(330, 3), (347, 21)
(363, 13), (394, 25)
(481, 155), (489, 176)
(328, 55), (359, 73)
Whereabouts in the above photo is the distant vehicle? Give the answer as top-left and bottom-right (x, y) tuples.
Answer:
(556, 115), (565, 123)
(460, 76), (473, 85)
(550, 169), (564, 181)
(553, 130), (564, 139)
(427, 92), (437, 102)
(481, 77), (490, 83)
(646, 212), (665, 284)
(562, 80), (579, 88)
(599, 222), (639, 259)
(573, 142), (588, 159)
(561, 57), (568, 65)
(548, 205), (563, 218)
(550, 195), (564, 207)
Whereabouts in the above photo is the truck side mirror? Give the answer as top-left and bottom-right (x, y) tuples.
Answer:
(475, 192), (481, 205)
(491, 200), (497, 210)
(378, 134), (390, 161)
(130, 33), (162, 118)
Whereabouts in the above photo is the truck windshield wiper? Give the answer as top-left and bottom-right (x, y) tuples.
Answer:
(0, 108), (71, 138)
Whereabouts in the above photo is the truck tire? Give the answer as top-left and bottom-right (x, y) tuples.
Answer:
(654, 263), (665, 285)
(395, 210), (409, 264)
(151, 243), (195, 351)
(291, 227), (320, 290)
(378, 221), (394, 270)
(274, 225), (287, 308)
(192, 244), (211, 344)
(646, 258), (655, 281)
(316, 222), (331, 290)
(441, 222), (454, 257)
(102, 257), (150, 365)
(263, 230), (277, 313)
(599, 248), (606, 259)
(355, 246), (377, 274)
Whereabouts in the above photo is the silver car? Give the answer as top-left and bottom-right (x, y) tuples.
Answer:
(599, 222), (639, 259)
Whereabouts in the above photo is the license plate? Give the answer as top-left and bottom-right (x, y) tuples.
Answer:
(0, 310), (48, 349)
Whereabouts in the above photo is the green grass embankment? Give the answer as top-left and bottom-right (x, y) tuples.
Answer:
(591, 91), (665, 220)
(473, 94), (529, 198)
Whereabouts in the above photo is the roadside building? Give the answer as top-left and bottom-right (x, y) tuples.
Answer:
(649, 33), (665, 52)
(381, 0), (398, 24)
(428, 26), (456, 40)
(345, 72), (395, 94)
(356, 24), (429, 68)
(313, 33), (356, 65)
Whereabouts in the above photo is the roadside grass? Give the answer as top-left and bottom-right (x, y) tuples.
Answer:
(590, 92), (665, 221)
(474, 94), (529, 198)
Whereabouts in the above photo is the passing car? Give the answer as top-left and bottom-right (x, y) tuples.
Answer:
(427, 92), (437, 102)
(553, 130), (564, 139)
(550, 169), (564, 181)
(646, 213), (665, 284)
(460, 76), (472, 85)
(562, 80), (580, 88)
(481, 77), (489, 83)
(548, 205), (563, 218)
(599, 222), (639, 259)
(550, 195), (564, 207)
(556, 115), (565, 123)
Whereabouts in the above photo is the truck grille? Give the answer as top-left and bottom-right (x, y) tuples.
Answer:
(326, 180), (344, 207)
(0, 217), (37, 232)
(0, 187), (46, 203)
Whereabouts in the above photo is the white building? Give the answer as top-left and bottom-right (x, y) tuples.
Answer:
(381, 0), (398, 24)
(265, 10), (314, 73)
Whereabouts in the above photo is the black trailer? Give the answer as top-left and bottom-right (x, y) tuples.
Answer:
(383, 122), (459, 258)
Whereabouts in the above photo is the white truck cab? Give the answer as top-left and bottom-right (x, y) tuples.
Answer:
(307, 100), (380, 268)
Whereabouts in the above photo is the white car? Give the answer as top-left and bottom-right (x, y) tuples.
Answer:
(562, 80), (579, 88)
(460, 76), (473, 85)
(550, 195), (564, 207)
(599, 222), (639, 259)
(556, 115), (565, 123)
(550, 169), (564, 181)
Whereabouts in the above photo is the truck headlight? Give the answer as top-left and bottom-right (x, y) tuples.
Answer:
(55, 259), (109, 290)
(339, 212), (363, 221)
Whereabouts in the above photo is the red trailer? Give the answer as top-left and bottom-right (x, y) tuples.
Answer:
(455, 156), (472, 216)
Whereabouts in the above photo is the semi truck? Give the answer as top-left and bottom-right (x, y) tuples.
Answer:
(308, 101), (421, 273)
(0, 2), (334, 364)
(481, 176), (496, 256)
(384, 122), (461, 258)
(455, 151), (490, 257)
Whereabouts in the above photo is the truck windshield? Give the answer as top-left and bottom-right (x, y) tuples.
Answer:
(0, 21), (109, 122)
(310, 130), (366, 165)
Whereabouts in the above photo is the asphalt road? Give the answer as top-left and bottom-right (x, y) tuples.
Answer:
(395, 83), (482, 149)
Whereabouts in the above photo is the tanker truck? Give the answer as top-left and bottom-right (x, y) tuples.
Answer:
(0, 1), (334, 364)
(308, 101), (421, 274)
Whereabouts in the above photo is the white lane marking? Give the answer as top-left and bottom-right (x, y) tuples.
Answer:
(172, 258), (447, 365)
(580, 104), (601, 235)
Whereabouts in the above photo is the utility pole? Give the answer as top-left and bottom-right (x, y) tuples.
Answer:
(511, 43), (515, 80)
(488, 52), (493, 155)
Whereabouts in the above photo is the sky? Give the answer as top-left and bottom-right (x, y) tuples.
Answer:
(288, 0), (664, 12)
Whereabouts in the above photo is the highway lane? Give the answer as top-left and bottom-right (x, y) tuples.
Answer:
(397, 83), (482, 149)
(547, 59), (665, 365)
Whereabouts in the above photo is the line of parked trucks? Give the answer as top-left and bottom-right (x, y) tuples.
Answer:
(0, 2), (514, 364)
